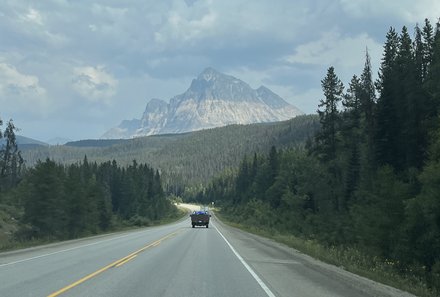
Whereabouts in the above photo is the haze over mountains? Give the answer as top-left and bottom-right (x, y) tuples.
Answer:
(102, 68), (302, 139)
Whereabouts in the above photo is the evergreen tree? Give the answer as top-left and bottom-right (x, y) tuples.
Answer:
(316, 66), (344, 162)
(422, 18), (435, 81)
(341, 75), (362, 206)
(0, 120), (24, 190)
(315, 67), (344, 211)
(97, 183), (113, 230)
(375, 27), (401, 169)
(65, 164), (88, 237)
(266, 146), (281, 208)
(359, 49), (376, 153)
(427, 20), (440, 114)
(235, 156), (250, 203)
(414, 24), (425, 84)
(23, 159), (67, 237)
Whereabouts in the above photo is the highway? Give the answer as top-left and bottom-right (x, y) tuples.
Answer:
(0, 208), (414, 297)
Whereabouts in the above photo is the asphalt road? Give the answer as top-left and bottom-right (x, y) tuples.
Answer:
(0, 210), (414, 297)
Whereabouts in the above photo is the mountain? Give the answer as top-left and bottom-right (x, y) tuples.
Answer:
(102, 68), (303, 139)
(4, 135), (48, 149)
(16, 135), (48, 146)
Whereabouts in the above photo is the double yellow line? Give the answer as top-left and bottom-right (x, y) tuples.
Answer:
(47, 230), (180, 297)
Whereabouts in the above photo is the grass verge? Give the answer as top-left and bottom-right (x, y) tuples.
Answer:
(215, 211), (436, 297)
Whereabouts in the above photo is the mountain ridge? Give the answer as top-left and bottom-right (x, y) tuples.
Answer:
(102, 68), (302, 139)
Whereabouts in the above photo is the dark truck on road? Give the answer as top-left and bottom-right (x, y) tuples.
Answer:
(190, 210), (210, 228)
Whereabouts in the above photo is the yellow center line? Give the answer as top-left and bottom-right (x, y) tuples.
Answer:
(47, 230), (181, 297)
(115, 254), (137, 268)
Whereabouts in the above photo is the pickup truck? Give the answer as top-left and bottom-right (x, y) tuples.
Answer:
(190, 210), (210, 228)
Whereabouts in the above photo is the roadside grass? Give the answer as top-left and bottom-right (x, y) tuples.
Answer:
(215, 211), (436, 297)
(0, 206), (187, 253)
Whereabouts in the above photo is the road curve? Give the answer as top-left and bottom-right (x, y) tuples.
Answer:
(0, 212), (414, 297)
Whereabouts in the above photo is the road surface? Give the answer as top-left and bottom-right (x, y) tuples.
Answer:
(0, 208), (414, 297)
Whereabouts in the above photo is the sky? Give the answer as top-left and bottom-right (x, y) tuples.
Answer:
(1, 0), (439, 141)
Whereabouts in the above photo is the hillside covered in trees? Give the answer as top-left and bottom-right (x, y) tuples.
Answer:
(199, 19), (440, 296)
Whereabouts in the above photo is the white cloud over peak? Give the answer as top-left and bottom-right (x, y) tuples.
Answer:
(72, 65), (118, 102)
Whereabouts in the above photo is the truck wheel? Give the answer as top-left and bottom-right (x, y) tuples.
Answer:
(192, 224), (195, 228)
(206, 224), (209, 228)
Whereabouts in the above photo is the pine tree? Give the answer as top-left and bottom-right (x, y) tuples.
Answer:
(316, 66), (344, 162)
(23, 159), (67, 237)
(398, 26), (425, 169)
(422, 18), (435, 81)
(375, 27), (401, 169)
(65, 164), (87, 237)
(414, 24), (425, 84)
(315, 67), (344, 211)
(0, 120), (24, 190)
(427, 20), (440, 114)
(235, 157), (250, 203)
(359, 49), (377, 177)
(341, 75), (362, 207)
(267, 146), (281, 208)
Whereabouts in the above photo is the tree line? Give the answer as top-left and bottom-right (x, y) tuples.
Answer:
(0, 121), (178, 241)
(199, 18), (440, 294)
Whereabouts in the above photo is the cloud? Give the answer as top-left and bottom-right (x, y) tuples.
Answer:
(72, 65), (118, 102)
(0, 62), (46, 97)
(0, 62), (50, 115)
(286, 30), (381, 68)
(22, 8), (43, 25)
(4, 4), (69, 48)
(339, 0), (440, 23)
(284, 29), (383, 88)
(151, 0), (312, 55)
(153, 1), (217, 48)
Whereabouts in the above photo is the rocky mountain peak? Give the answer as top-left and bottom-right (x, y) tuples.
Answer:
(143, 98), (167, 114)
(197, 67), (223, 81)
(102, 68), (303, 139)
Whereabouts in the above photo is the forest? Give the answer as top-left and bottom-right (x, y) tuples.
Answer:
(0, 120), (179, 246)
(198, 19), (440, 295)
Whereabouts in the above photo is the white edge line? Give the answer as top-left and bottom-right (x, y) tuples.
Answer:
(0, 230), (148, 268)
(213, 223), (277, 297)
